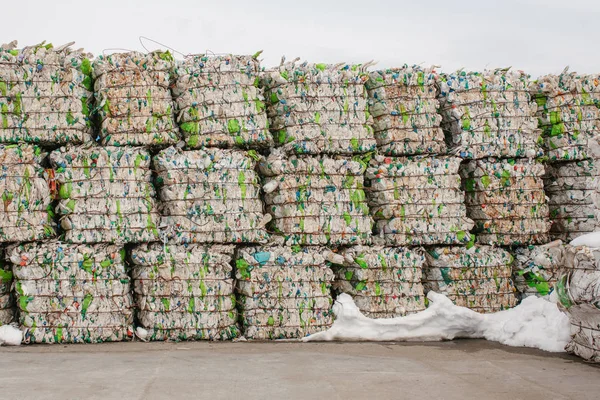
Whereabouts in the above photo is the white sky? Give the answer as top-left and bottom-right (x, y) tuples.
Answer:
(2, 0), (599, 77)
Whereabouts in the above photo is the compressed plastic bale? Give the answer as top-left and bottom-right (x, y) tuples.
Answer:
(533, 72), (600, 162)
(7, 241), (133, 344)
(0, 249), (13, 325)
(259, 149), (372, 246)
(0, 144), (56, 242)
(173, 54), (272, 149)
(262, 61), (376, 155)
(331, 246), (425, 318)
(130, 243), (239, 341)
(512, 241), (564, 298)
(424, 246), (518, 312)
(0, 41), (93, 144)
(365, 155), (474, 246)
(154, 146), (269, 244)
(50, 144), (159, 244)
(556, 245), (600, 309)
(461, 158), (550, 245)
(235, 245), (334, 339)
(365, 65), (446, 156)
(437, 69), (542, 159)
(565, 304), (600, 362)
(92, 51), (179, 146)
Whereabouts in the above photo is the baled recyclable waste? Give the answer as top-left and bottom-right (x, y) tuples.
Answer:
(461, 158), (550, 245)
(154, 146), (269, 244)
(0, 144), (55, 242)
(0, 41), (93, 144)
(50, 144), (160, 243)
(512, 241), (564, 298)
(0, 249), (13, 325)
(236, 245), (335, 339)
(366, 65), (446, 156)
(130, 243), (240, 340)
(93, 51), (179, 146)
(8, 241), (133, 343)
(173, 54), (272, 149)
(424, 246), (518, 313)
(262, 60), (376, 155)
(365, 155), (474, 246)
(259, 149), (372, 246)
(331, 246), (426, 318)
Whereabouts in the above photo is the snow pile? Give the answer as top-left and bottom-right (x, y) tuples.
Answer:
(0, 41), (93, 144)
(424, 246), (518, 312)
(366, 66), (445, 156)
(93, 51), (179, 146)
(534, 72), (600, 162)
(173, 54), (271, 149)
(0, 144), (55, 242)
(154, 146), (269, 244)
(130, 243), (240, 340)
(461, 158), (550, 245)
(366, 155), (473, 246)
(0, 250), (14, 325)
(437, 69), (542, 159)
(259, 149), (372, 245)
(8, 241), (133, 343)
(544, 160), (600, 242)
(304, 291), (569, 352)
(512, 241), (564, 298)
(331, 246), (426, 318)
(0, 324), (22, 346)
(236, 246), (334, 339)
(262, 61), (376, 155)
(50, 144), (160, 243)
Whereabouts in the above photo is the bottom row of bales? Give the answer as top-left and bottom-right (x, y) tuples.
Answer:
(2, 241), (522, 343)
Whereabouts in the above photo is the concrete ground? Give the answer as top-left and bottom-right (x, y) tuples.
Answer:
(0, 340), (598, 399)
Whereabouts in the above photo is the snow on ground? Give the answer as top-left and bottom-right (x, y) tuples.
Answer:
(0, 325), (22, 346)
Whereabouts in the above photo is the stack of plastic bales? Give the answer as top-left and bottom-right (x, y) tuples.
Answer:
(130, 243), (239, 340)
(366, 66), (445, 156)
(50, 144), (160, 243)
(460, 158), (550, 245)
(365, 155), (473, 246)
(512, 241), (564, 298)
(262, 61), (376, 155)
(154, 146), (269, 244)
(0, 41), (93, 144)
(331, 246), (425, 317)
(0, 250), (13, 325)
(173, 54), (272, 149)
(8, 241), (133, 343)
(424, 246), (517, 312)
(236, 246), (334, 339)
(93, 51), (179, 146)
(259, 149), (371, 246)
(559, 245), (600, 362)
(0, 144), (55, 242)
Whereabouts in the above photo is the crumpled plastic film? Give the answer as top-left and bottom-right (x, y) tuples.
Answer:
(262, 61), (376, 155)
(92, 51), (179, 146)
(0, 249), (14, 325)
(461, 158), (550, 245)
(534, 73), (600, 161)
(236, 246), (334, 339)
(565, 304), (600, 363)
(258, 149), (372, 246)
(544, 159), (600, 242)
(331, 246), (425, 318)
(365, 155), (474, 246)
(0, 144), (55, 242)
(173, 54), (272, 149)
(437, 69), (542, 159)
(7, 241), (133, 343)
(425, 246), (518, 312)
(130, 243), (239, 340)
(50, 144), (159, 243)
(0, 41), (93, 144)
(512, 241), (564, 298)
(557, 245), (600, 309)
(366, 66), (446, 156)
(154, 146), (269, 244)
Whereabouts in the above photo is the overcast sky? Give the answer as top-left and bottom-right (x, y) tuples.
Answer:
(2, 0), (598, 77)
